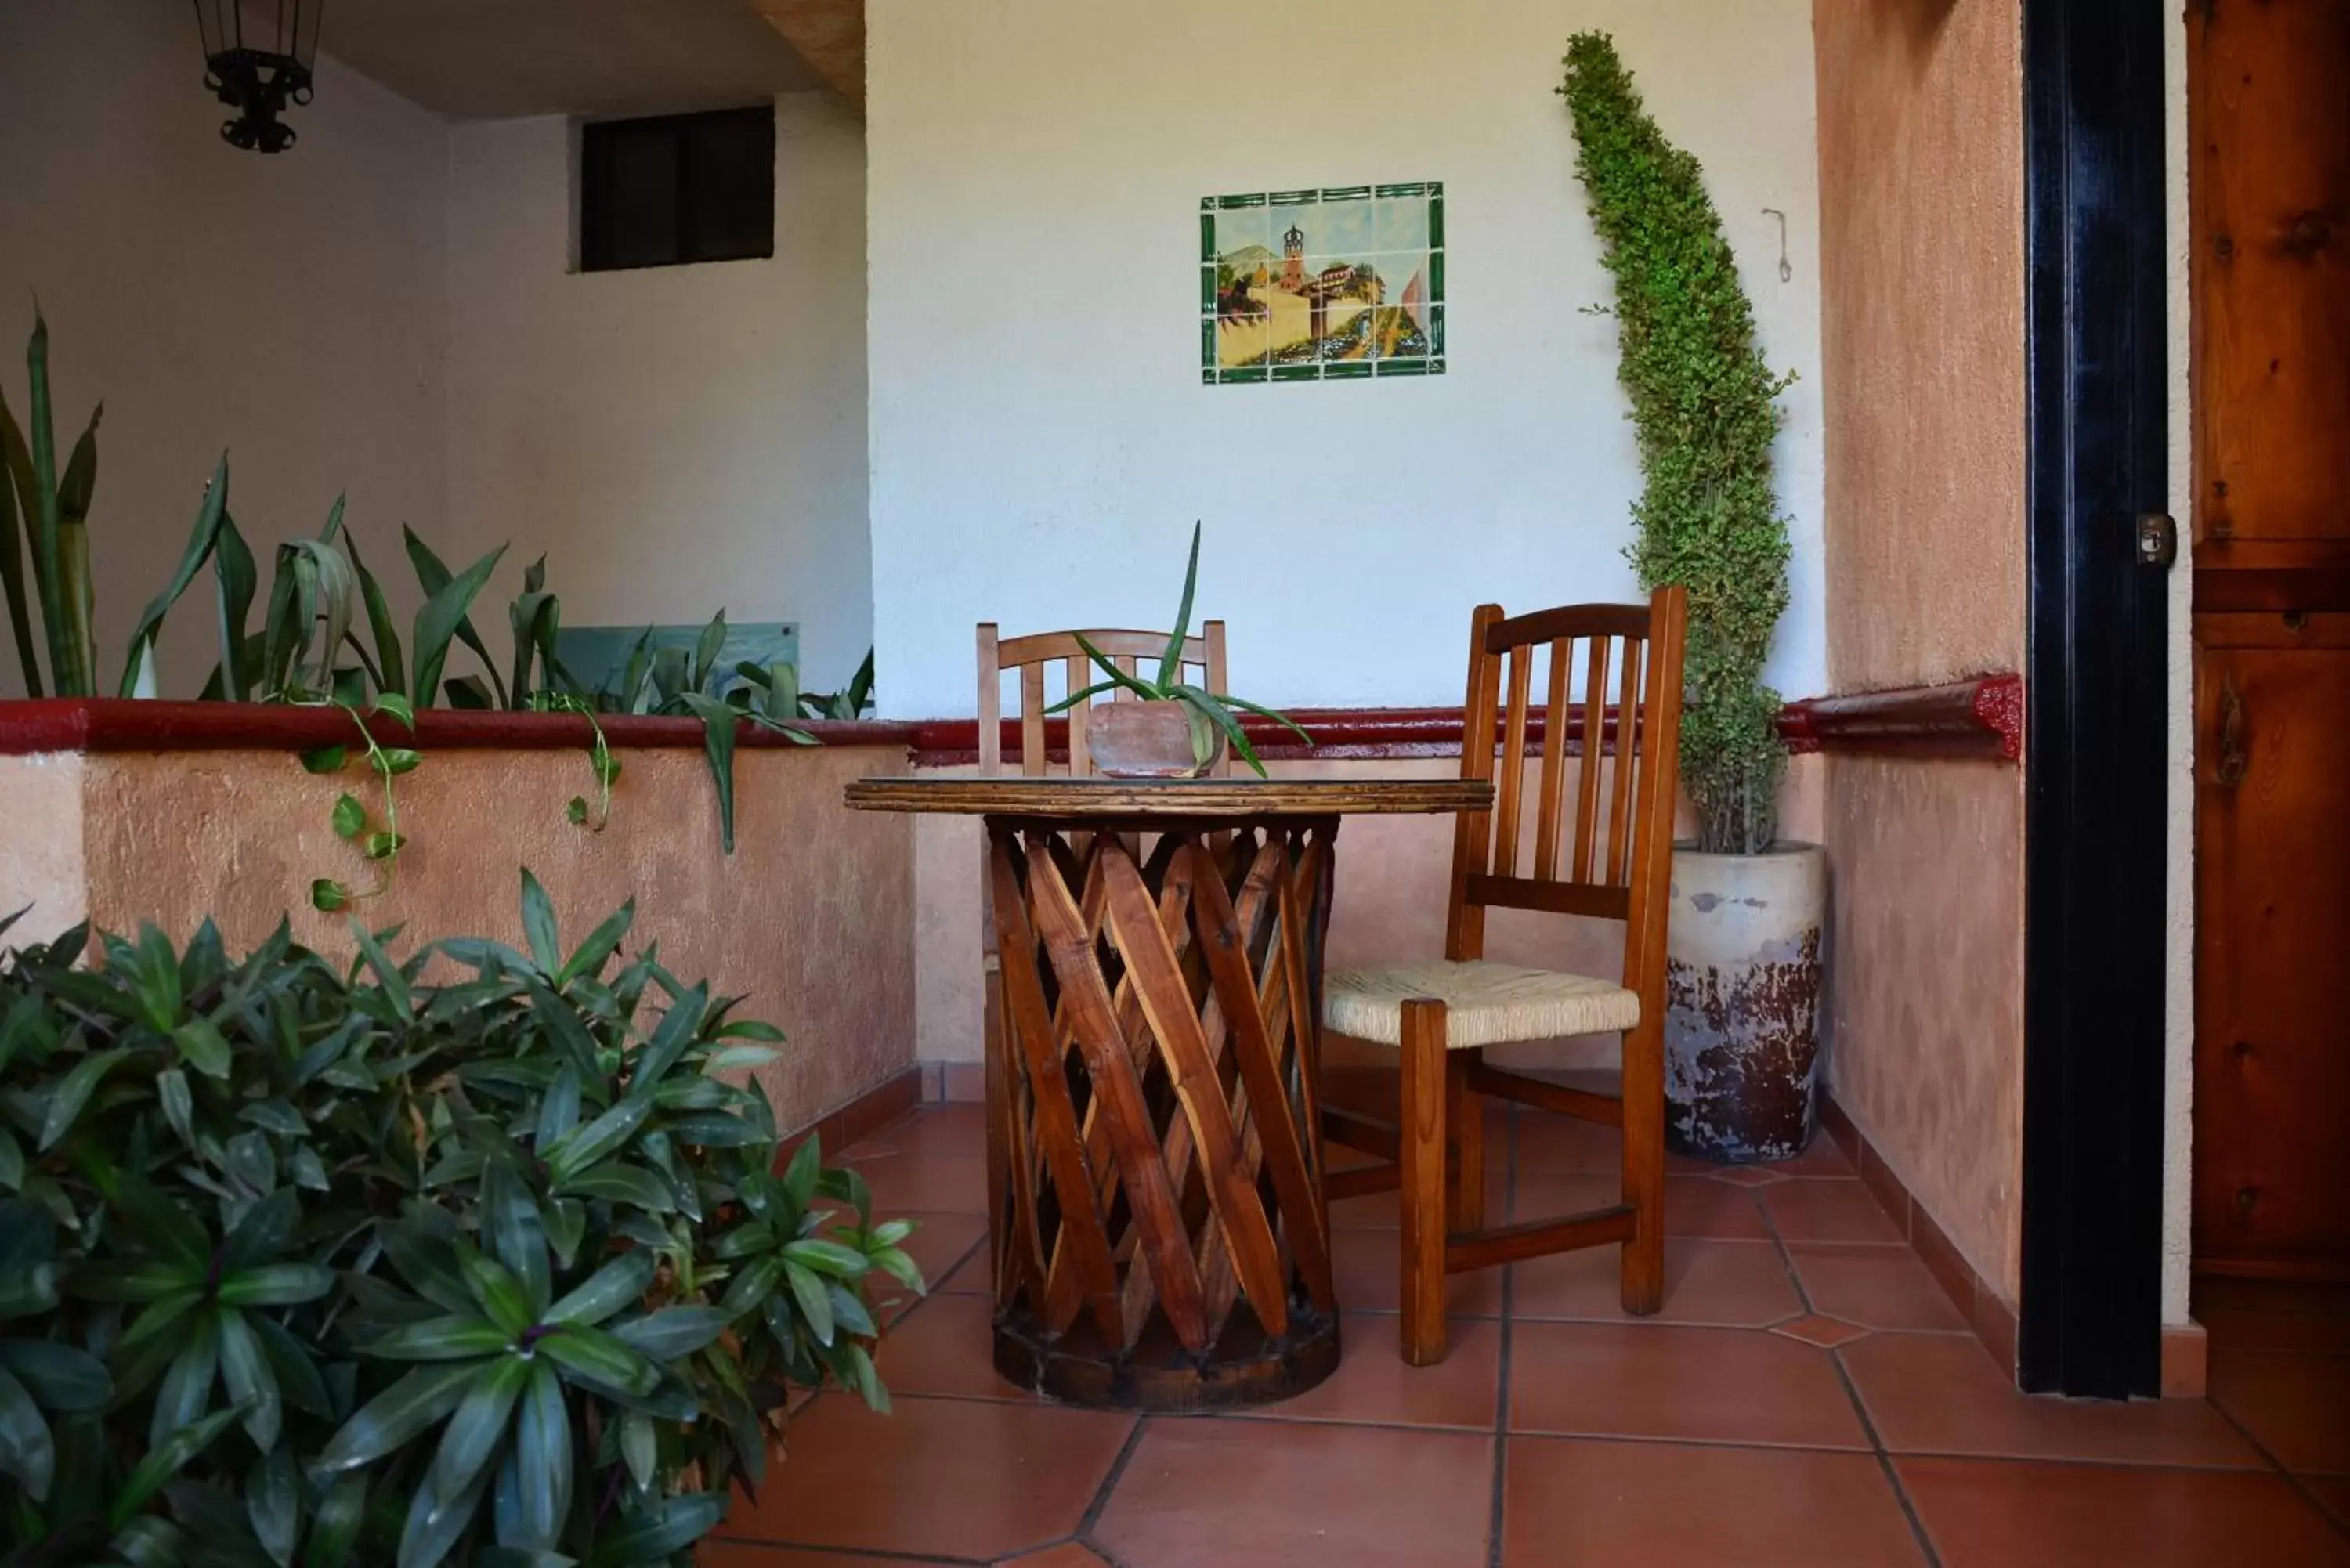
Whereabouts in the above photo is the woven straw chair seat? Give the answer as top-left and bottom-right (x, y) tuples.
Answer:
(1323, 960), (1640, 1051)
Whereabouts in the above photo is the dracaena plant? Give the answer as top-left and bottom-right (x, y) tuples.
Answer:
(1047, 522), (1309, 776)
(0, 873), (918, 1568)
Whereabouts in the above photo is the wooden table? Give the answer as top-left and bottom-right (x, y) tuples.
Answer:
(845, 776), (1491, 1411)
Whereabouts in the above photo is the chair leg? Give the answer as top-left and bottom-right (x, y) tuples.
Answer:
(1399, 998), (1450, 1366)
(1619, 1018), (1665, 1315)
(1447, 1048), (1484, 1235)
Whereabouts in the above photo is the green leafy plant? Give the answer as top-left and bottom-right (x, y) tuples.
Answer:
(1047, 523), (1307, 777)
(1560, 33), (1795, 854)
(2, 308), (103, 699)
(0, 878), (917, 1567)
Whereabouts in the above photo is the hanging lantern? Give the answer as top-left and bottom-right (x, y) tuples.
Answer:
(192, 2), (324, 153)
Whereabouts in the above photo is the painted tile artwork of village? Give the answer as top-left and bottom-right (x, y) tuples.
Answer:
(1201, 183), (1445, 382)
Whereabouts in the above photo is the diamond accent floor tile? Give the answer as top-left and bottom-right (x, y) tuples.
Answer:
(1771, 1312), (1873, 1349)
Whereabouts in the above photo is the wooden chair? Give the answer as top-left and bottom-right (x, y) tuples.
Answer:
(1321, 588), (1687, 1365)
(974, 622), (1229, 777)
(972, 621), (1228, 1284)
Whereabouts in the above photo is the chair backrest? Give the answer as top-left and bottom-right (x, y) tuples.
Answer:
(975, 622), (1230, 776)
(1444, 588), (1688, 994)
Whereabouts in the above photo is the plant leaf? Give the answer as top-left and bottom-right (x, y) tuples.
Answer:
(555, 899), (632, 988)
(246, 1444), (301, 1568)
(331, 793), (367, 839)
(518, 869), (559, 976)
(544, 1249), (654, 1328)
(39, 1046), (129, 1151)
(0, 1362), (54, 1501)
(215, 1307), (283, 1450)
(118, 452), (230, 696)
(409, 539), (508, 712)
(110, 1400), (244, 1531)
(674, 692), (739, 854)
(507, 1360), (569, 1552)
(1157, 520), (1202, 687)
(428, 1353), (526, 1506)
(607, 1306), (731, 1360)
(314, 1360), (476, 1475)
(785, 1259), (834, 1346)
(1071, 632), (1162, 699)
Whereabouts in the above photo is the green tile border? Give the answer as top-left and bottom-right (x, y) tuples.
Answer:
(1202, 180), (1444, 385)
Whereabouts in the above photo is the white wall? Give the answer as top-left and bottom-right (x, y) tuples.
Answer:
(866, 0), (1825, 717)
(444, 96), (873, 691)
(2161, 11), (2195, 1328)
(0, 1), (449, 699)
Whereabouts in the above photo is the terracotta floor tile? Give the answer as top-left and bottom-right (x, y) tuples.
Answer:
(858, 1104), (989, 1162)
(1509, 1172), (1770, 1239)
(869, 1210), (991, 1322)
(2307, 1476), (2350, 1526)
(1502, 1437), (1927, 1567)
(1330, 1227), (1504, 1317)
(1766, 1136), (1857, 1176)
(1788, 1242), (1971, 1331)
(1509, 1321), (1868, 1448)
(1240, 1313), (1499, 1429)
(877, 1293), (1032, 1402)
(1509, 1112), (1624, 1173)
(1512, 1237), (1802, 1327)
(996, 1545), (1107, 1568)
(1094, 1418), (1493, 1568)
(701, 1545), (946, 1568)
(939, 1245), (991, 1295)
(2211, 1349), (2350, 1473)
(1330, 1173), (1506, 1230)
(1842, 1332), (2263, 1467)
(843, 1154), (990, 1216)
(1708, 1165), (1787, 1188)
(727, 1394), (1131, 1560)
(1898, 1456), (2350, 1568)
(1773, 1313), (1872, 1349)
(1755, 1177), (1906, 1243)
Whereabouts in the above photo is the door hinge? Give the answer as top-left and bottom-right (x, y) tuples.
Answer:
(2137, 512), (2179, 568)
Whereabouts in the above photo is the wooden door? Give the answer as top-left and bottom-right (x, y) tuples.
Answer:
(2189, 0), (2350, 1280)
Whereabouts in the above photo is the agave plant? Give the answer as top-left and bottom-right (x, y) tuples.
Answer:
(0, 877), (916, 1568)
(1, 309), (104, 698)
(1047, 522), (1308, 776)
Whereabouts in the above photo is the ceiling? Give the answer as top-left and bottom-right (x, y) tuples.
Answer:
(320, 0), (827, 121)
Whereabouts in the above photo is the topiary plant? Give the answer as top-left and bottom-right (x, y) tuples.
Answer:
(1559, 32), (1795, 854)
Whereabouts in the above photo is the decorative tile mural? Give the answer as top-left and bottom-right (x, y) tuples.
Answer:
(1200, 182), (1445, 384)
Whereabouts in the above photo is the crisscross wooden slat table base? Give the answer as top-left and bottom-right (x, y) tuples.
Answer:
(844, 777), (1490, 1410)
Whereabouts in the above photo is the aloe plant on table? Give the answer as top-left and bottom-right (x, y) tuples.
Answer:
(1047, 522), (1309, 777)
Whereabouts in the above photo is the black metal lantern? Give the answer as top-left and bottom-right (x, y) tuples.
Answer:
(192, 1), (324, 153)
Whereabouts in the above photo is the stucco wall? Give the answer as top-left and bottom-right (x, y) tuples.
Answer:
(864, 0), (1828, 718)
(0, 743), (914, 1133)
(443, 98), (876, 691)
(911, 751), (1826, 1070)
(1812, 0), (2029, 1305)
(0, 2), (450, 700)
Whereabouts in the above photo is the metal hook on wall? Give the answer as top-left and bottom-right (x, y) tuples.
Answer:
(1761, 208), (1792, 282)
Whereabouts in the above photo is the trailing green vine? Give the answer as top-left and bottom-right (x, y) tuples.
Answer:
(1560, 32), (1795, 854)
(301, 696), (418, 910)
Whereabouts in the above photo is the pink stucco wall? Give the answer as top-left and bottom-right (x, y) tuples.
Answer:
(1815, 0), (2029, 1303)
(0, 742), (916, 1134)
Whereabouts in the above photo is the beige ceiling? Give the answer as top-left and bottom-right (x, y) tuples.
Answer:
(322, 0), (829, 121)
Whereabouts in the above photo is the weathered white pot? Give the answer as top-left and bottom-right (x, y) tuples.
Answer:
(1662, 841), (1828, 1162)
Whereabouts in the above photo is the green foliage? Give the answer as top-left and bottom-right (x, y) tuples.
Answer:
(0, 306), (873, 867)
(1045, 523), (1309, 777)
(0, 878), (917, 1567)
(1559, 33), (1795, 854)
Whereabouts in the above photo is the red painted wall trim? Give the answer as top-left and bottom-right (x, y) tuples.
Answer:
(0, 677), (2022, 764)
(0, 699), (919, 755)
(1781, 674), (2023, 762)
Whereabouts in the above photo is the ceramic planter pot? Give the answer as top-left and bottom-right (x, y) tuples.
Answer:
(1662, 841), (1828, 1162)
(1086, 701), (1222, 779)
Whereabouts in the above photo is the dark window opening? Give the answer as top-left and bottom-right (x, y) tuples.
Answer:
(580, 106), (775, 273)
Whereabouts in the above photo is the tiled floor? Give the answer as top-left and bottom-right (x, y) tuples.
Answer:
(709, 1101), (2350, 1568)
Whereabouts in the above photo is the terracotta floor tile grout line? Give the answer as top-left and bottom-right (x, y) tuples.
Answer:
(1074, 1414), (1152, 1565)
(718, 1537), (981, 1566)
(2204, 1392), (2350, 1545)
(1755, 1163), (1948, 1568)
(1485, 1104), (1520, 1568)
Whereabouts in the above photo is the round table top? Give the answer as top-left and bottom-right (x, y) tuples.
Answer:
(844, 775), (1493, 818)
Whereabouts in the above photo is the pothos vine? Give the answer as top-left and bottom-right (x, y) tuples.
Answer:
(302, 694), (619, 912)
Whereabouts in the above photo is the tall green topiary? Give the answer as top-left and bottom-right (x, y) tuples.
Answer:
(1559, 32), (1795, 854)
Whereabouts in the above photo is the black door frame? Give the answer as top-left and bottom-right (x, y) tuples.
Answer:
(2019, 0), (2173, 1398)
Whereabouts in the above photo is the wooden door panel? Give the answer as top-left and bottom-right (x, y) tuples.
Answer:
(2191, 0), (2350, 550)
(2193, 616), (2350, 1271)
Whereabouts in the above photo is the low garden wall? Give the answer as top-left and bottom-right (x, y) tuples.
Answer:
(0, 701), (920, 1135)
